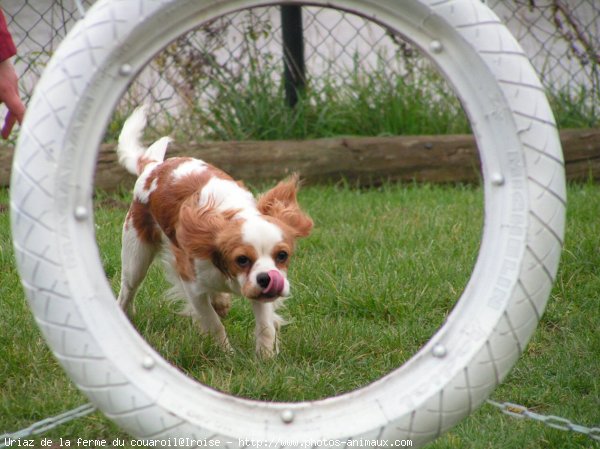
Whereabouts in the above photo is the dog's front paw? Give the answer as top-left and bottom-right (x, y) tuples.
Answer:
(256, 343), (276, 359)
(207, 329), (234, 354)
(193, 317), (233, 353)
(202, 327), (234, 354)
(255, 327), (279, 359)
(220, 336), (235, 354)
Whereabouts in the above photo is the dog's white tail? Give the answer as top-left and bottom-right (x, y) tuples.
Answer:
(117, 106), (171, 175)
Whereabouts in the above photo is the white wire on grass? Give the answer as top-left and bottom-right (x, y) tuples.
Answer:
(0, 404), (96, 447)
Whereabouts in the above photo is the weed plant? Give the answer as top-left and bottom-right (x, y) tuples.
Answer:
(105, 44), (474, 142)
(105, 48), (598, 143)
(172, 55), (599, 140)
(186, 56), (471, 141)
(549, 84), (600, 129)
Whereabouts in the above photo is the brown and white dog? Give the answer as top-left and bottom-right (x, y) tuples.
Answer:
(116, 107), (313, 357)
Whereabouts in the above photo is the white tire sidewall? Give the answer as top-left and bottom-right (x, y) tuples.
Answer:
(10, 0), (565, 446)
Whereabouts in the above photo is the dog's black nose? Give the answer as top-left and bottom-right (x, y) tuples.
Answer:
(256, 272), (270, 289)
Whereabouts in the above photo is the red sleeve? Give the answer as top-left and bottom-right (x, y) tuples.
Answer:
(0, 10), (17, 62)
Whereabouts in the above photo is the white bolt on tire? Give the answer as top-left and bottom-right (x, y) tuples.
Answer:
(10, 0), (565, 446)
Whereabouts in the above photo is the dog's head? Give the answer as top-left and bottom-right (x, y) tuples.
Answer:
(176, 175), (313, 301)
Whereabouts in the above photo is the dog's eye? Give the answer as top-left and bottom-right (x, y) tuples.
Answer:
(236, 255), (251, 267)
(276, 251), (288, 263)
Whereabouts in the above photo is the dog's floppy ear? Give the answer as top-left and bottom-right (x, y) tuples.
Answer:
(176, 196), (227, 259)
(257, 174), (313, 238)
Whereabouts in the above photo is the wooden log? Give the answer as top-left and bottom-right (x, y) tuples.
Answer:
(557, 128), (600, 182)
(1, 129), (599, 192)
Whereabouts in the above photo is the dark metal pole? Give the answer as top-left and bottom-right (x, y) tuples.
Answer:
(281, 5), (305, 107)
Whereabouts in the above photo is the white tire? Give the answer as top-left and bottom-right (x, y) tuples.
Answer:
(10, 0), (565, 446)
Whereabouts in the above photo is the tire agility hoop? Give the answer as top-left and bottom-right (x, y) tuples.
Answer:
(10, 1), (566, 446)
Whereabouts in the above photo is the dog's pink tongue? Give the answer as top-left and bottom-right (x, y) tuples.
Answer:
(263, 270), (285, 296)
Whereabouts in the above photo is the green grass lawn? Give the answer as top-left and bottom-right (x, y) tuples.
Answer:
(1, 182), (599, 448)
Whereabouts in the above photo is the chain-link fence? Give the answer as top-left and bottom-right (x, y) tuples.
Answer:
(487, 0), (599, 92)
(3, 1), (93, 102)
(2, 1), (599, 140)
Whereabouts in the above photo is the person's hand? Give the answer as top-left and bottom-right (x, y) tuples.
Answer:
(0, 58), (25, 139)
